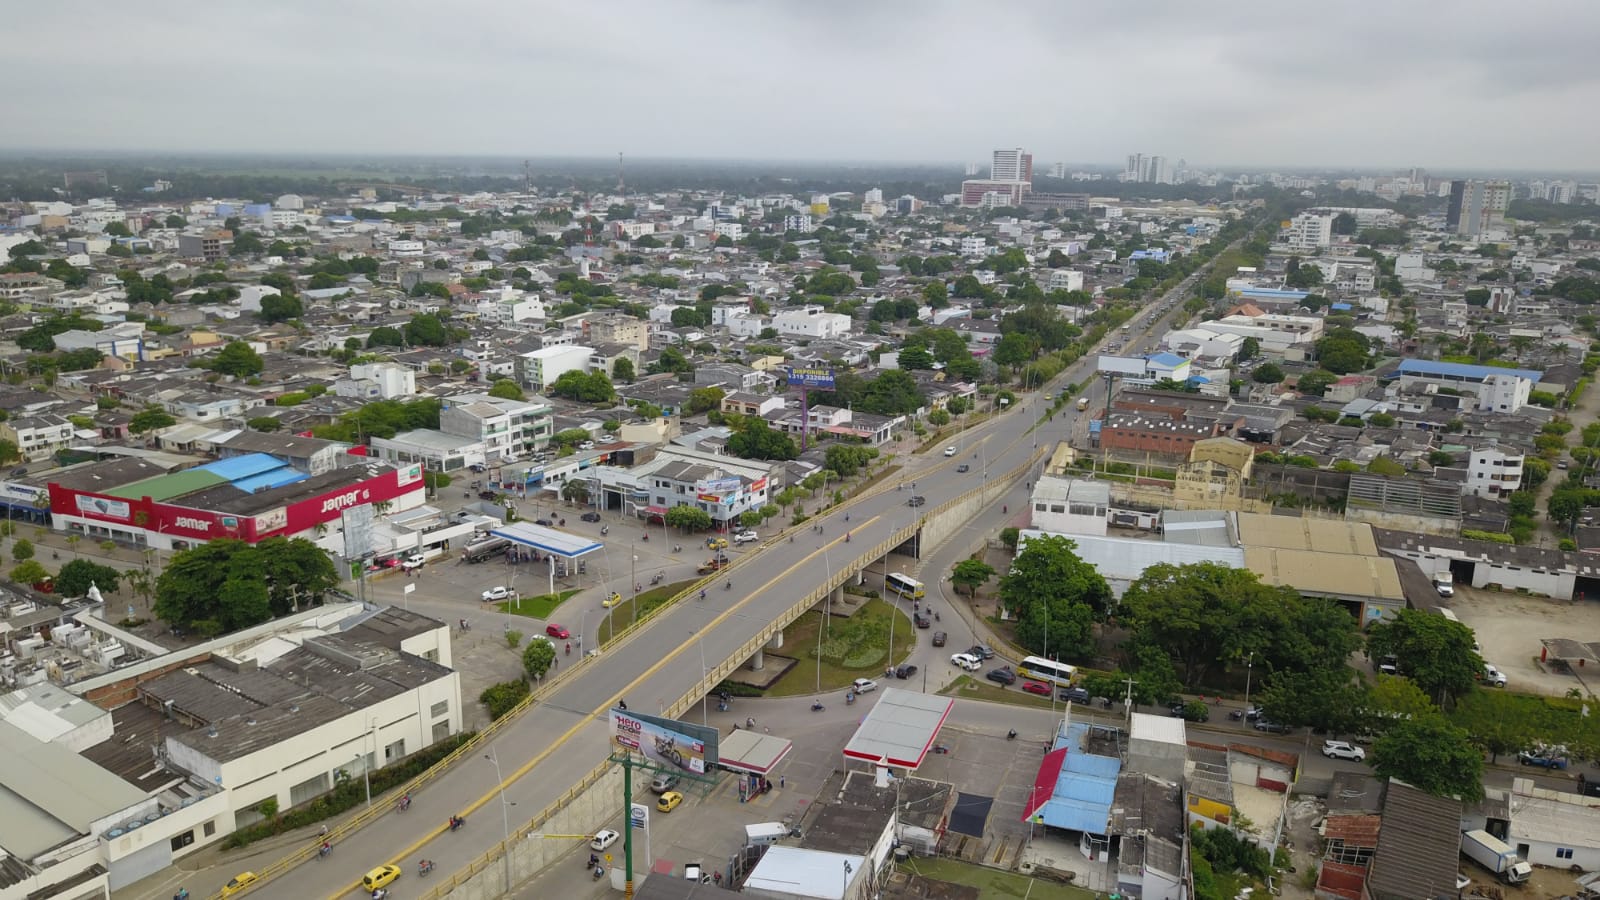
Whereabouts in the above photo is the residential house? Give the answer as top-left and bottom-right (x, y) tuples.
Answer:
(0, 414), (76, 461)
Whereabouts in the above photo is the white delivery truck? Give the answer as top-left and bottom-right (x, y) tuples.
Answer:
(1461, 829), (1532, 884)
(745, 822), (787, 847)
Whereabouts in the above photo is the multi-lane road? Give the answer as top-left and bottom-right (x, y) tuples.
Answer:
(189, 268), (1214, 900)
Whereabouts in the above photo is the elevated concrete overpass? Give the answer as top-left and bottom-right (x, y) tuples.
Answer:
(224, 259), (1222, 900)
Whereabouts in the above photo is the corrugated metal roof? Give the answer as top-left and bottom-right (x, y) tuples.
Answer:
(0, 720), (144, 856)
(1396, 358), (1542, 383)
(104, 467), (228, 500)
(1246, 547), (1404, 601)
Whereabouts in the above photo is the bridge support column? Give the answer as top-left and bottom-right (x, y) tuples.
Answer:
(749, 648), (764, 670)
(766, 632), (784, 651)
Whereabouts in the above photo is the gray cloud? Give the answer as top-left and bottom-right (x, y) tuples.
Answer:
(4, 0), (1598, 172)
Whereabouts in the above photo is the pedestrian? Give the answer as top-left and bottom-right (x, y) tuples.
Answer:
(780, 775), (785, 788)
(764, 726), (770, 734)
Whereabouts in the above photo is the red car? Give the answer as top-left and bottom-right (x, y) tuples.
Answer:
(1021, 681), (1051, 696)
(546, 623), (570, 639)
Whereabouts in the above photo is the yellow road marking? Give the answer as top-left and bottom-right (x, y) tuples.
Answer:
(330, 520), (878, 897)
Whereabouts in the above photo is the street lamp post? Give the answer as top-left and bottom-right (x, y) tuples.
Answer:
(1241, 652), (1254, 729)
(484, 748), (514, 894)
(692, 629), (709, 725)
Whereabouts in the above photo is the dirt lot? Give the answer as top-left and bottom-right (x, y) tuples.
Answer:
(1449, 585), (1600, 698)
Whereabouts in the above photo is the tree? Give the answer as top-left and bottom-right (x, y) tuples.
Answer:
(1237, 337), (1260, 361)
(1331, 212), (1357, 235)
(230, 231), (265, 256)
(55, 559), (121, 598)
(128, 406), (177, 434)
(522, 638), (556, 681)
(247, 416), (282, 432)
(998, 535), (1112, 658)
(1315, 329), (1371, 375)
(823, 444), (878, 477)
(686, 387), (726, 416)
(950, 559), (997, 596)
(1371, 714), (1484, 801)
(548, 370), (616, 404)
(1365, 609), (1482, 706)
(367, 326), (405, 348)
(165, 214), (186, 228)
(897, 344), (934, 370)
(10, 560), (48, 587)
(725, 418), (798, 461)
(1118, 562), (1358, 687)
(154, 538), (336, 634)
(664, 506), (713, 532)
(1292, 370), (1337, 397)
(1251, 363), (1284, 384)
(1285, 264), (1324, 289)
(487, 379), (524, 401)
(257, 293), (304, 323)
(922, 281), (948, 307)
(11, 539), (32, 562)
(560, 481), (591, 505)
(1257, 665), (1366, 736)
(0, 440), (18, 465)
(611, 357), (635, 383)
(404, 313), (450, 347)
(210, 341), (265, 377)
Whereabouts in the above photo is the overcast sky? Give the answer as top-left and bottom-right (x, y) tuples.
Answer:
(7, 1), (1599, 172)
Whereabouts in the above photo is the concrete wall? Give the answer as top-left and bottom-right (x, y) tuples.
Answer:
(432, 763), (647, 899)
(919, 450), (1043, 553)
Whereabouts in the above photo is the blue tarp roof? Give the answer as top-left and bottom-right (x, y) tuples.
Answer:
(1395, 359), (1542, 383)
(196, 453), (288, 481)
(1146, 352), (1187, 367)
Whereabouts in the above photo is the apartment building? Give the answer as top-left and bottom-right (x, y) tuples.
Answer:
(1283, 211), (1333, 253)
(1463, 446), (1525, 498)
(516, 345), (593, 390)
(176, 230), (231, 262)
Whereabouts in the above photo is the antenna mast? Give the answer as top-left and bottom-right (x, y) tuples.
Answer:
(617, 152), (626, 194)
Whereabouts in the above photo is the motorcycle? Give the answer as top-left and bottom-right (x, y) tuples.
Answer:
(845, 692), (855, 705)
(418, 860), (435, 877)
(724, 581), (732, 591)
(1006, 729), (1017, 740)
(318, 842), (332, 859)
(600, 526), (609, 536)
(651, 572), (663, 585)
(448, 815), (465, 832)
(932, 744), (950, 754)
(811, 702), (825, 712)
(593, 864), (606, 881)
(673, 544), (682, 552)
(844, 533), (851, 543)
(717, 700), (729, 712)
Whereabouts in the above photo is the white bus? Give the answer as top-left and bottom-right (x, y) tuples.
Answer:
(885, 572), (925, 600)
(1017, 656), (1077, 687)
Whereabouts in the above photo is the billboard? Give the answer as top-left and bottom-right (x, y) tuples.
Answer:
(1097, 355), (1150, 377)
(73, 493), (131, 521)
(610, 709), (720, 775)
(786, 366), (836, 390)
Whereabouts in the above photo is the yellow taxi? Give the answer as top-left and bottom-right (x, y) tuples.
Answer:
(705, 537), (728, 550)
(220, 872), (258, 897)
(656, 790), (684, 813)
(362, 865), (402, 892)
(602, 592), (623, 608)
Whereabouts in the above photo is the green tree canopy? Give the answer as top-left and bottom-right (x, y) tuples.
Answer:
(664, 506), (713, 532)
(1365, 609), (1482, 706)
(209, 341), (265, 377)
(55, 559), (121, 599)
(725, 417), (798, 461)
(1119, 562), (1359, 687)
(487, 378), (524, 401)
(950, 559), (997, 596)
(548, 370), (615, 404)
(154, 537), (337, 635)
(998, 535), (1112, 658)
(522, 637), (556, 680)
(1371, 714), (1484, 801)
(128, 406), (177, 434)
(611, 357), (636, 383)
(686, 387), (726, 416)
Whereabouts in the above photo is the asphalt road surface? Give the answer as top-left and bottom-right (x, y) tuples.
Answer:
(191, 270), (1216, 900)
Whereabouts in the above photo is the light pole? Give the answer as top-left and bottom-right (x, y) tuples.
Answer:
(1241, 652), (1254, 729)
(484, 748), (513, 894)
(842, 860), (853, 899)
(353, 753), (370, 808)
(691, 628), (709, 725)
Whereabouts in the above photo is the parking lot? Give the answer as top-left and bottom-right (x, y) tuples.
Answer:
(1449, 585), (1600, 696)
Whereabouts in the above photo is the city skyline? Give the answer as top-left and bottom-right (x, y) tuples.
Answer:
(5, 1), (1600, 171)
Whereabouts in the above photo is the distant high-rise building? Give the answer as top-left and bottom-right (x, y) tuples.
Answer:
(1446, 180), (1510, 236)
(991, 148), (1033, 184)
(1048, 162), (1066, 179)
(965, 161), (980, 176)
(1123, 153), (1171, 184)
(863, 188), (883, 205)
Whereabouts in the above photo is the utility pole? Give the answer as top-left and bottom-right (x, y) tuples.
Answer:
(1119, 674), (1138, 724)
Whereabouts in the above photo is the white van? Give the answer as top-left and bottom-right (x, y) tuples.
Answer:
(745, 822), (787, 847)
